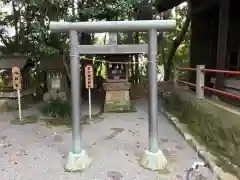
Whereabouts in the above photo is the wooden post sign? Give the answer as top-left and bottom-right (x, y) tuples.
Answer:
(12, 65), (22, 120)
(12, 65), (21, 90)
(85, 65), (93, 119)
(85, 65), (94, 89)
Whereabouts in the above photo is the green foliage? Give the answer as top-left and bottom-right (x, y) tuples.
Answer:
(0, 0), (148, 55)
(160, 5), (189, 67)
(39, 44), (59, 55)
(40, 98), (71, 119)
(0, 0), (189, 82)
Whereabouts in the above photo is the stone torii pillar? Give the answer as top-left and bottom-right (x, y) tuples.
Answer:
(50, 20), (176, 172)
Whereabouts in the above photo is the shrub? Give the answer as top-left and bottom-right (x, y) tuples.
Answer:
(40, 98), (71, 119)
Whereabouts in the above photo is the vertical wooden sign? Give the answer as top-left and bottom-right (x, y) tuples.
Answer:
(85, 65), (94, 119)
(85, 65), (94, 89)
(12, 65), (21, 90)
(12, 65), (22, 120)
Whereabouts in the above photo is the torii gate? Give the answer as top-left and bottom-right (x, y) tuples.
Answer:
(49, 20), (176, 171)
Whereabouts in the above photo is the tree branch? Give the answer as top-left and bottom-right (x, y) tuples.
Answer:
(164, 16), (190, 81)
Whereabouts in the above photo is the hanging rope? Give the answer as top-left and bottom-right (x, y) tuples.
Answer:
(79, 56), (151, 65)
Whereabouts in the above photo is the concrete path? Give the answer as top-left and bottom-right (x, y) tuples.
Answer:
(0, 99), (213, 180)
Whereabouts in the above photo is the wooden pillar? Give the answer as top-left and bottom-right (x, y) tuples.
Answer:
(238, 47), (240, 71)
(189, 11), (212, 86)
(215, 0), (230, 90)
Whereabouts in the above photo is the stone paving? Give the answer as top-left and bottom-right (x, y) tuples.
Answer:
(0, 99), (214, 180)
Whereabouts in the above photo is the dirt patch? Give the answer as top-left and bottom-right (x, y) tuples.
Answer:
(10, 115), (38, 125)
(104, 128), (124, 140)
(107, 171), (123, 180)
(89, 128), (124, 148)
(39, 112), (103, 127)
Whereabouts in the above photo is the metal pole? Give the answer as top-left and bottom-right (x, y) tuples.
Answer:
(148, 29), (159, 153)
(70, 30), (82, 154)
(88, 88), (92, 119)
(17, 89), (22, 120)
(50, 20), (176, 33)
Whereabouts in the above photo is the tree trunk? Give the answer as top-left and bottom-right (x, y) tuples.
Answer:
(136, 1), (153, 84)
(72, 0), (75, 16)
(63, 54), (71, 81)
(134, 32), (139, 84)
(12, 0), (19, 45)
(127, 12), (133, 83)
(164, 17), (190, 81)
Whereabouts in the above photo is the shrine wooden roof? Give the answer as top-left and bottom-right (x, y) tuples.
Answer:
(105, 54), (130, 61)
(0, 54), (29, 70)
(156, 0), (185, 12)
(156, 0), (219, 14)
(38, 55), (65, 71)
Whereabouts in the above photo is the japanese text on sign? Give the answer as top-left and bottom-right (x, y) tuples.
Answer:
(85, 65), (94, 89)
(12, 65), (21, 90)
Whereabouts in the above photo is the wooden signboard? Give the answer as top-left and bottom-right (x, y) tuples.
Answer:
(12, 65), (21, 90)
(12, 65), (22, 120)
(85, 65), (94, 89)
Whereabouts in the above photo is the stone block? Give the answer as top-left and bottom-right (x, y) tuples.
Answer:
(103, 82), (131, 91)
(103, 82), (133, 113)
(104, 100), (132, 113)
(0, 100), (8, 112)
(105, 90), (129, 102)
(43, 91), (67, 102)
(103, 90), (132, 112)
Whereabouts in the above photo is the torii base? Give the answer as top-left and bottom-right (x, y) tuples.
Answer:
(140, 149), (167, 171)
(65, 150), (92, 172)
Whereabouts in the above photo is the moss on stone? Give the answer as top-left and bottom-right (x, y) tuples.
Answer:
(40, 112), (104, 127)
(160, 89), (240, 178)
(103, 100), (136, 113)
(40, 117), (72, 127)
(80, 112), (104, 124)
(10, 115), (38, 125)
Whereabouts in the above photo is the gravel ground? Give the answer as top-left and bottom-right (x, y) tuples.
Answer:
(0, 100), (214, 180)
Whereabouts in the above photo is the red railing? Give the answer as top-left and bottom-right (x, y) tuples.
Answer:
(176, 65), (240, 100)
(177, 80), (196, 87)
(202, 69), (240, 75)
